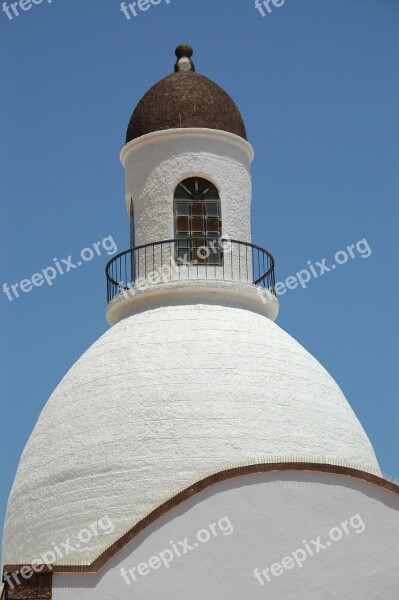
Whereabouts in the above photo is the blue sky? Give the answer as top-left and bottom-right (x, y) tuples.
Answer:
(1, 0), (398, 557)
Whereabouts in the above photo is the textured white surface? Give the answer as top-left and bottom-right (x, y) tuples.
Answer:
(51, 472), (399, 600)
(3, 303), (379, 565)
(122, 129), (254, 247)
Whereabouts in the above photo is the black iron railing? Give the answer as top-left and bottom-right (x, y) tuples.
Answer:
(106, 238), (276, 303)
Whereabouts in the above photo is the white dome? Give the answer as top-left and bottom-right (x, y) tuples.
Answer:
(3, 303), (379, 565)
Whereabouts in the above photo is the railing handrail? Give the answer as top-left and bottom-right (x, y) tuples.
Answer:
(106, 237), (276, 302)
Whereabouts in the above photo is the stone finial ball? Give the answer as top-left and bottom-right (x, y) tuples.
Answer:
(175, 44), (194, 59)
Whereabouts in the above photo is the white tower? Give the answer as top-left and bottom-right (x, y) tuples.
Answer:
(3, 46), (396, 600)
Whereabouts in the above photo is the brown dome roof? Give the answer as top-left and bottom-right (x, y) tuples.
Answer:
(126, 46), (247, 143)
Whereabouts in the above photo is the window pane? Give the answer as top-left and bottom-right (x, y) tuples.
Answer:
(205, 203), (219, 217)
(208, 250), (222, 265)
(192, 239), (206, 250)
(174, 185), (192, 200)
(192, 217), (204, 233)
(202, 185), (219, 200)
(181, 177), (197, 196)
(175, 203), (189, 216)
(196, 178), (210, 195)
(191, 203), (204, 216)
(206, 218), (220, 233)
(193, 245), (207, 263)
(176, 217), (189, 232)
(177, 236), (189, 248)
(177, 249), (190, 263)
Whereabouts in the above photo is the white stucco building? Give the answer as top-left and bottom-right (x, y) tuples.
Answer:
(2, 45), (398, 599)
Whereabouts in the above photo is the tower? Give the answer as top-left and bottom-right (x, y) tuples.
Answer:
(107, 44), (278, 326)
(3, 46), (398, 600)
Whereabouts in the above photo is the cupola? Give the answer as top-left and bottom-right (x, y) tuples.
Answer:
(126, 45), (247, 143)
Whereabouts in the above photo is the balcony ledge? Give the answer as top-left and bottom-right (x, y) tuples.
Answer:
(106, 279), (279, 325)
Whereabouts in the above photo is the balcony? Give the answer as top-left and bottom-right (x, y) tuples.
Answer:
(106, 238), (276, 304)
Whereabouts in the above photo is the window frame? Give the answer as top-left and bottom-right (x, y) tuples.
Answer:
(173, 177), (222, 266)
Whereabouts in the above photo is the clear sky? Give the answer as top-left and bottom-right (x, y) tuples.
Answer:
(1, 0), (398, 558)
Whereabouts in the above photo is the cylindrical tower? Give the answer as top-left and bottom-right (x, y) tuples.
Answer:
(106, 45), (278, 325)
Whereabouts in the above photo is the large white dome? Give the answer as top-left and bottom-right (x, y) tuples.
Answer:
(3, 302), (379, 565)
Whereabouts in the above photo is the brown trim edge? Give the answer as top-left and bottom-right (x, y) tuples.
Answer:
(4, 462), (399, 576)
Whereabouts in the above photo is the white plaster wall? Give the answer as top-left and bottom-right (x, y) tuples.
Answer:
(121, 129), (254, 247)
(2, 303), (379, 566)
(52, 473), (399, 599)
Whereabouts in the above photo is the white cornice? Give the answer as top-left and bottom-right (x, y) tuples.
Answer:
(120, 128), (255, 166)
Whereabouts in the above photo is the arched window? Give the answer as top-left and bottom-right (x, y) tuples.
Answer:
(174, 177), (222, 265)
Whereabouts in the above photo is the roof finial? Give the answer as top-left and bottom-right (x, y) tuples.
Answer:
(174, 44), (195, 73)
